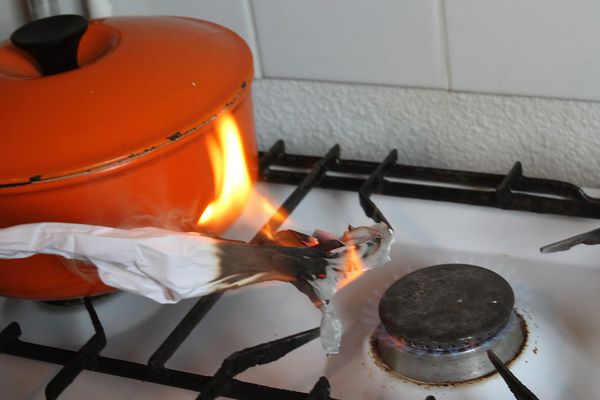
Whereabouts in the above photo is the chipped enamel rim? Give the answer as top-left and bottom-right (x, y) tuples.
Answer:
(0, 81), (249, 190)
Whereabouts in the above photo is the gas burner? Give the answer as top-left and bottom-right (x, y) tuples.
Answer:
(373, 264), (526, 383)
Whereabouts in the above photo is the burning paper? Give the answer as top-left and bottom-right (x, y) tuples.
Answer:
(262, 223), (394, 354)
(0, 221), (393, 354)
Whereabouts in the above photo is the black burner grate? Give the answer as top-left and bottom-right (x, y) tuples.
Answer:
(260, 141), (600, 219)
(1, 139), (588, 399)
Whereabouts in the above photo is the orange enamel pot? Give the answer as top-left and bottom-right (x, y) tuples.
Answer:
(0, 15), (257, 300)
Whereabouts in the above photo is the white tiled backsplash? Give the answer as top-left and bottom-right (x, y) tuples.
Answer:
(3, 0), (600, 186)
(252, 0), (447, 88)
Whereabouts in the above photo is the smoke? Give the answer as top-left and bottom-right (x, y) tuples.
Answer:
(118, 207), (198, 232)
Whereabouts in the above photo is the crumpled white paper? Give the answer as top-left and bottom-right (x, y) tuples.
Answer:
(0, 221), (394, 354)
(0, 223), (224, 303)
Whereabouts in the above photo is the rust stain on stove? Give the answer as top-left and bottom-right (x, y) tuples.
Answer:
(368, 309), (530, 388)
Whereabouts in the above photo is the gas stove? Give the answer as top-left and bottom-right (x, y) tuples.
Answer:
(2, 140), (600, 399)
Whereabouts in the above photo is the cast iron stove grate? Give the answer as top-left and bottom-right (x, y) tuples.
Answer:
(3, 139), (597, 399)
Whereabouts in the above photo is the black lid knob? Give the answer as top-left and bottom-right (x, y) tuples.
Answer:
(10, 14), (88, 76)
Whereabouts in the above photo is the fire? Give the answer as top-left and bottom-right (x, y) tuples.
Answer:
(197, 113), (252, 230)
(256, 197), (288, 241)
(338, 244), (365, 288)
(196, 112), (290, 237)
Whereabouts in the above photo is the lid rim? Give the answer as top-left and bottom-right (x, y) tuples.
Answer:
(0, 79), (251, 190)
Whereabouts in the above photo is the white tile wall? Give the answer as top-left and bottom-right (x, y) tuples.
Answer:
(0, 1), (29, 41)
(6, 1), (600, 102)
(252, 0), (447, 89)
(445, 0), (600, 101)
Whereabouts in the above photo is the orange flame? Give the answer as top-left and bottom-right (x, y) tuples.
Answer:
(197, 114), (252, 230)
(256, 197), (288, 241)
(337, 245), (365, 289)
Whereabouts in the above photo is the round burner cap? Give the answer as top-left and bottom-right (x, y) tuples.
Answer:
(378, 264), (514, 351)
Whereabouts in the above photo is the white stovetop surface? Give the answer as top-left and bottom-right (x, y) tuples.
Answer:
(1, 182), (600, 400)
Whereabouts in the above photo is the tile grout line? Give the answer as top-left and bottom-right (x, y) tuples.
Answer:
(438, 0), (453, 91)
(255, 76), (600, 105)
(243, 0), (264, 79)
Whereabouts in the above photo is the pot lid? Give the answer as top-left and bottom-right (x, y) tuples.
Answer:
(0, 15), (253, 187)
